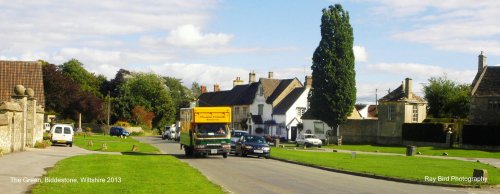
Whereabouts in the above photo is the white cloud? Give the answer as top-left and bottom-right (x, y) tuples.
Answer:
(367, 62), (476, 84)
(353, 45), (368, 62)
(166, 24), (233, 47)
(370, 0), (500, 55)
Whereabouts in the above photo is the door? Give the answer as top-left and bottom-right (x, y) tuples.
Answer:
(291, 127), (297, 141)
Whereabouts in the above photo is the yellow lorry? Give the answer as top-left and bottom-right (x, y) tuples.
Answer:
(179, 107), (231, 158)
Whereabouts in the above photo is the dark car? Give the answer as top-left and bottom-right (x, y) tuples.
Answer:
(230, 130), (248, 153)
(110, 126), (130, 137)
(235, 135), (270, 158)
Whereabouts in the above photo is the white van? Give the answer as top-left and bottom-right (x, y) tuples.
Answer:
(50, 124), (74, 147)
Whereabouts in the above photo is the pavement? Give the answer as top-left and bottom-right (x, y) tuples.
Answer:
(135, 136), (500, 194)
(0, 145), (119, 194)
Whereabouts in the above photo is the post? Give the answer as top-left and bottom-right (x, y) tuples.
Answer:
(107, 91), (110, 126)
(79, 113), (82, 132)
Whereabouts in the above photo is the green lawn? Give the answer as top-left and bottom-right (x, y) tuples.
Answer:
(272, 148), (500, 186)
(323, 144), (500, 158)
(74, 134), (159, 153)
(31, 154), (225, 194)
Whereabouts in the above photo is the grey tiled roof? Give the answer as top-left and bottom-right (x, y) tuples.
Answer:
(472, 66), (500, 97)
(378, 85), (426, 103)
(198, 82), (259, 106)
(0, 60), (45, 107)
(273, 87), (306, 114)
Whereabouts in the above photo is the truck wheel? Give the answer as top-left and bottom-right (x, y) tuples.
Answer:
(223, 153), (228, 158)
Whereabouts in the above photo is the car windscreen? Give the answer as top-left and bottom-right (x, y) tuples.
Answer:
(245, 136), (267, 144)
(305, 135), (316, 138)
(64, 127), (72, 134)
(231, 132), (247, 137)
(195, 124), (227, 137)
(54, 127), (62, 134)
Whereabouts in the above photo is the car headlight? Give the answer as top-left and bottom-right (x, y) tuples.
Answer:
(244, 145), (253, 149)
(222, 144), (231, 149)
(262, 147), (270, 151)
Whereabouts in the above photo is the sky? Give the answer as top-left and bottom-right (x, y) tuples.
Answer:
(1, 0), (500, 104)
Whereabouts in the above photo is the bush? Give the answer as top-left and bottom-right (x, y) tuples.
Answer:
(462, 125), (500, 146)
(114, 121), (131, 127)
(402, 123), (447, 143)
(43, 132), (51, 140)
(85, 127), (92, 132)
(34, 140), (52, 148)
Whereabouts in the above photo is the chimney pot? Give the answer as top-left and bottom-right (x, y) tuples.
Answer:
(214, 84), (220, 92)
(201, 85), (207, 94)
(249, 71), (256, 83)
(305, 76), (313, 88)
(405, 78), (412, 99)
(268, 72), (274, 79)
(478, 51), (487, 72)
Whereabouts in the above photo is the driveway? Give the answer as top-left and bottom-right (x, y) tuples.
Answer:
(0, 145), (117, 194)
(136, 136), (498, 194)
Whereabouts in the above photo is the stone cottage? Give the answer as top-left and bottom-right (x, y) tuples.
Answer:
(377, 78), (427, 144)
(469, 51), (500, 125)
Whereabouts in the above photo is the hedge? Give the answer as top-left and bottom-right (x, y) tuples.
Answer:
(462, 125), (500, 146)
(402, 123), (447, 143)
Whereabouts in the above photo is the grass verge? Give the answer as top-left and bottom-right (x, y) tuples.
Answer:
(272, 148), (500, 186)
(31, 154), (224, 194)
(74, 134), (159, 153)
(322, 144), (500, 159)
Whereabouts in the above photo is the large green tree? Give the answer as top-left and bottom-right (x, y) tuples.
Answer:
(423, 76), (470, 118)
(164, 77), (193, 120)
(61, 59), (106, 97)
(309, 4), (356, 139)
(115, 73), (175, 129)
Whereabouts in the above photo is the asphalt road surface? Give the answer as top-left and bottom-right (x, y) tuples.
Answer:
(135, 136), (498, 194)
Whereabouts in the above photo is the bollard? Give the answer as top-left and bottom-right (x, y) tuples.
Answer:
(473, 169), (488, 182)
(351, 152), (356, 159)
(102, 143), (107, 151)
(275, 139), (280, 148)
(88, 140), (93, 147)
(132, 145), (139, 152)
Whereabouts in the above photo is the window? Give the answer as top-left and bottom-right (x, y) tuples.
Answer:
(64, 127), (72, 134)
(314, 122), (324, 135)
(234, 107), (240, 115)
(258, 104), (264, 115)
(488, 100), (500, 110)
(259, 86), (264, 96)
(296, 107), (306, 118)
(387, 104), (396, 121)
(242, 107), (248, 114)
(412, 104), (418, 122)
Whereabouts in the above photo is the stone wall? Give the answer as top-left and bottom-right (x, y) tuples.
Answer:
(469, 97), (500, 125)
(0, 93), (44, 154)
(302, 118), (378, 144)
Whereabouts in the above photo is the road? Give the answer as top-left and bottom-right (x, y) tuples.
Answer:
(135, 136), (497, 194)
(0, 145), (118, 194)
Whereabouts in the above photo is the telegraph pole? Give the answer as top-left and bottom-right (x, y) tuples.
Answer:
(107, 91), (110, 126)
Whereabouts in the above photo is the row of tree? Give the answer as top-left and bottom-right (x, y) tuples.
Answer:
(41, 59), (201, 129)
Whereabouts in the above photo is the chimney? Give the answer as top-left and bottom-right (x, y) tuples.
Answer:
(213, 84), (220, 92)
(201, 85), (207, 94)
(249, 71), (256, 83)
(478, 51), (487, 72)
(401, 81), (405, 93)
(305, 75), (313, 88)
(268, 72), (274, 79)
(405, 78), (412, 99)
(233, 77), (244, 87)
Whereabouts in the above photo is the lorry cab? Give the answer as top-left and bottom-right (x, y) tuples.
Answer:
(50, 124), (74, 147)
(180, 107), (232, 158)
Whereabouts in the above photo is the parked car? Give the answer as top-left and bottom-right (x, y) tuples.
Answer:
(110, 126), (130, 138)
(296, 134), (322, 148)
(50, 124), (74, 147)
(44, 123), (51, 132)
(235, 135), (270, 158)
(230, 130), (248, 153)
(162, 126), (171, 140)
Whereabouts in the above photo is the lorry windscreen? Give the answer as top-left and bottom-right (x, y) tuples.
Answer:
(195, 124), (228, 137)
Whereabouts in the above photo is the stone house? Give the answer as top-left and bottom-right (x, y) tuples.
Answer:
(469, 51), (500, 126)
(198, 72), (306, 137)
(377, 78), (427, 144)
